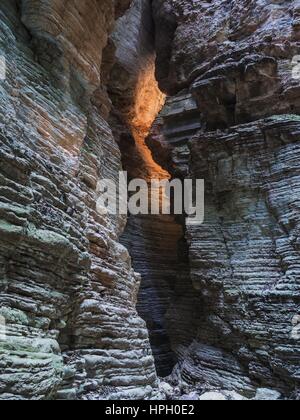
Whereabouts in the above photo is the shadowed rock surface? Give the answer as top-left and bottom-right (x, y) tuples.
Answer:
(0, 0), (159, 400)
(149, 0), (300, 398)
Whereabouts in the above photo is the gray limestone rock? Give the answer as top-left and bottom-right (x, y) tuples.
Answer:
(254, 388), (282, 401)
(0, 0), (158, 400)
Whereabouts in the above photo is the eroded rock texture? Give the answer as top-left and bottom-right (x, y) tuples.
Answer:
(150, 0), (300, 397)
(0, 0), (159, 400)
(185, 115), (300, 395)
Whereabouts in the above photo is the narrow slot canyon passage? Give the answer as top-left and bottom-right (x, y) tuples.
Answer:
(119, 127), (182, 377)
(118, 94), (197, 378)
(1, 0), (300, 401)
(107, 0), (196, 377)
(108, 12), (180, 377)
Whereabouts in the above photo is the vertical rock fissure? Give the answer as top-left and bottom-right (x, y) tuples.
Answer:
(119, 139), (183, 378)
(107, 0), (189, 377)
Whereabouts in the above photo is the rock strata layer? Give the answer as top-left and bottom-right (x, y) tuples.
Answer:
(0, 0), (159, 400)
(150, 0), (300, 397)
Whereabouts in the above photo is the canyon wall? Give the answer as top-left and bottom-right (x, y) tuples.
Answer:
(0, 0), (159, 400)
(150, 0), (300, 397)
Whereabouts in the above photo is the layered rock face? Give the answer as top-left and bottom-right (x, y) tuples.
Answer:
(0, 0), (159, 400)
(151, 0), (300, 397)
